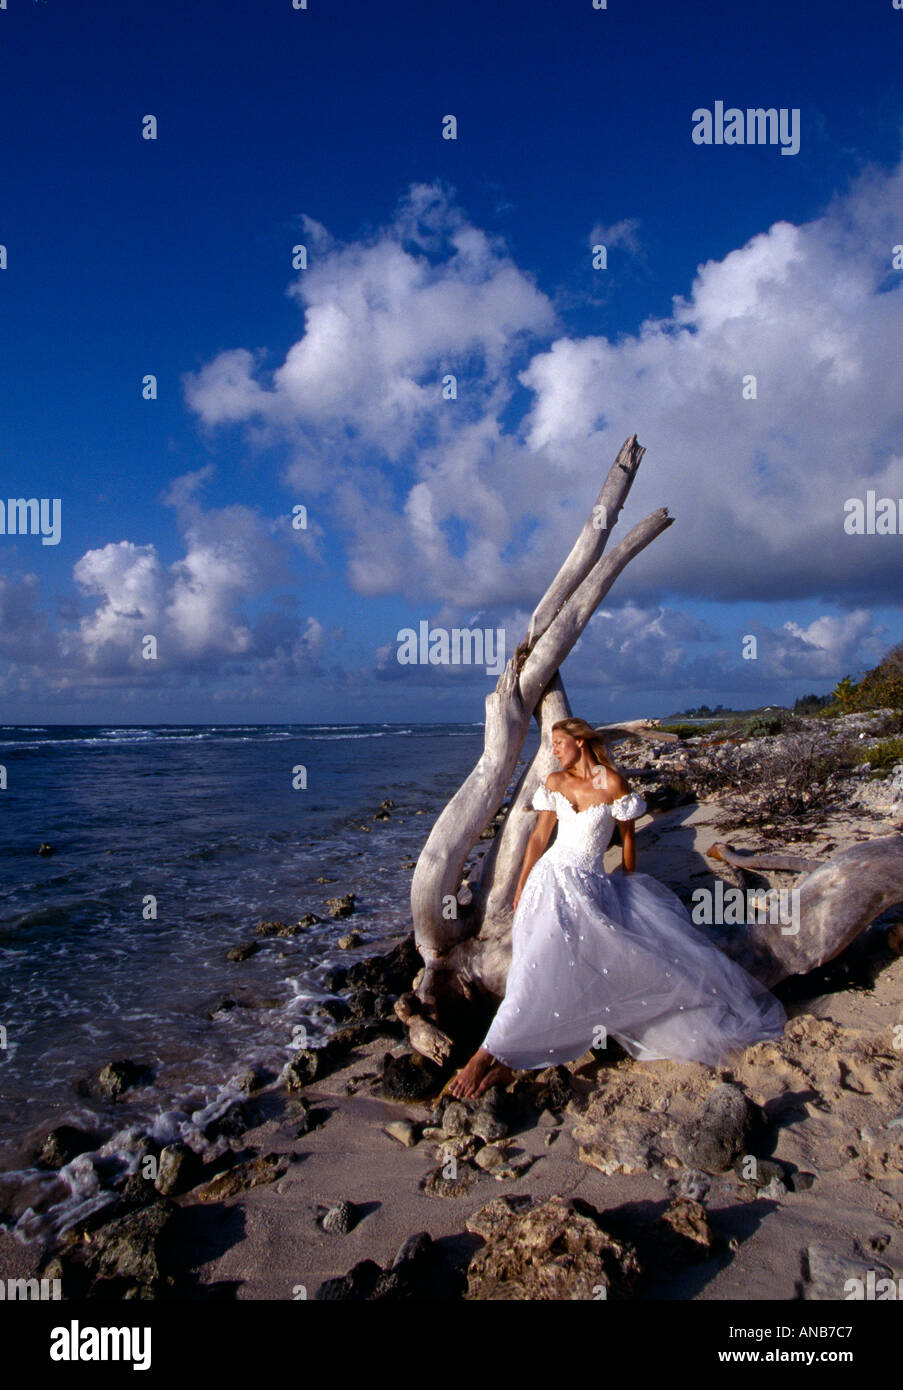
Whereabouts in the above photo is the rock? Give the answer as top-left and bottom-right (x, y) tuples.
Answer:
(322, 1201), (357, 1235)
(391, 1230), (430, 1268)
(291, 1097), (312, 1136)
(473, 1144), (509, 1171)
(758, 1177), (788, 1201)
(154, 1143), (195, 1197)
(82, 1200), (178, 1288)
(345, 934), (420, 996)
(472, 1109), (509, 1144)
(338, 931), (362, 950)
(317, 1260), (382, 1300)
(673, 1169), (712, 1203)
(787, 1169), (817, 1192)
(32, 1124), (100, 1169)
(803, 1243), (897, 1300)
(652, 1197), (716, 1265)
(282, 1048), (322, 1090)
(323, 965), (348, 991)
(436, 1136), (478, 1163)
(315, 1230), (439, 1301)
(38, 842), (54, 856)
(379, 799), (396, 811)
(464, 1194), (532, 1238)
(529, 1066), (572, 1113)
(465, 1194), (641, 1300)
(421, 1162), (477, 1198)
(491, 1154), (534, 1181)
(347, 987), (376, 1019)
(205, 993), (240, 1019)
(344, 986), (395, 1022)
(673, 1083), (766, 1173)
(229, 1066), (270, 1094)
(574, 1118), (665, 1176)
(736, 1157), (784, 1189)
(255, 921), (287, 937)
(326, 894), (356, 919)
(384, 1120), (419, 1147)
(328, 1021), (382, 1051)
(441, 1102), (470, 1137)
(381, 1050), (443, 1102)
(227, 941), (259, 962)
(297, 913), (321, 928)
(373, 811), (390, 821)
(196, 1153), (289, 1201)
(112, 1165), (161, 1215)
(91, 1059), (152, 1101)
(315, 998), (350, 1023)
(472, 1083), (514, 1140)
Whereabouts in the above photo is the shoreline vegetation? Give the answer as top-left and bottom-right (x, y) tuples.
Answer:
(3, 650), (903, 1299)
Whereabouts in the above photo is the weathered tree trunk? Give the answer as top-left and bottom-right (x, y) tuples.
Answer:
(411, 435), (674, 1015)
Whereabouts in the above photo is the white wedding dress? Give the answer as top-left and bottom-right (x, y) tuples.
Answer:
(482, 784), (787, 1070)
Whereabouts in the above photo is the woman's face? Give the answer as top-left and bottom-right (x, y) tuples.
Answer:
(552, 730), (581, 769)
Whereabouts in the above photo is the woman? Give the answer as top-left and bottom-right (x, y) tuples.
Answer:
(446, 717), (787, 1099)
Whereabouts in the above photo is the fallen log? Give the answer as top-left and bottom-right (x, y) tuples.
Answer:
(700, 835), (903, 988)
(707, 842), (822, 874)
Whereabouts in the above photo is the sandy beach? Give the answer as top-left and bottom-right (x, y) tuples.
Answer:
(5, 781), (901, 1302)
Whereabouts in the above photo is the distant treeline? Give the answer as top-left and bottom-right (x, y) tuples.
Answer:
(670, 641), (903, 723)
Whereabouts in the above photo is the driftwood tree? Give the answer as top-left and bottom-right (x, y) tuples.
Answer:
(410, 435), (674, 1020)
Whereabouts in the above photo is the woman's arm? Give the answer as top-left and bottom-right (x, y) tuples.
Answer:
(512, 810), (556, 910)
(602, 768), (637, 875)
(619, 819), (636, 874)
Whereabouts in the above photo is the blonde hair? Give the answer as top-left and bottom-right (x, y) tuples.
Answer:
(551, 718), (626, 783)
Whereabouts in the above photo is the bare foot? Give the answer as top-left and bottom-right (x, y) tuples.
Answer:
(445, 1047), (494, 1099)
(473, 1062), (515, 1097)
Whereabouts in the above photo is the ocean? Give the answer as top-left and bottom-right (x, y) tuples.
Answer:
(0, 722), (537, 1240)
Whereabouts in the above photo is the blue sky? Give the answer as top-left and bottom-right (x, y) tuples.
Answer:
(1, 0), (902, 723)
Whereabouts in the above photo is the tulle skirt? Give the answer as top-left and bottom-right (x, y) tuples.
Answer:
(482, 859), (787, 1070)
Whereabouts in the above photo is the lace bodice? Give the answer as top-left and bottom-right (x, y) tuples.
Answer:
(531, 783), (646, 872)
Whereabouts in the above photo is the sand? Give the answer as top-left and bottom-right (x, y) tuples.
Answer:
(4, 795), (903, 1300)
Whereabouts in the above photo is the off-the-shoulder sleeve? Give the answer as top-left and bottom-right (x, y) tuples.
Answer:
(611, 791), (646, 821)
(531, 783), (556, 812)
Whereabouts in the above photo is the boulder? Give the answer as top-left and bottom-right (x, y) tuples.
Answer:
(465, 1194), (641, 1300)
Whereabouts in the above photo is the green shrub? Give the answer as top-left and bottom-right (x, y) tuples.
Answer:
(848, 641), (903, 712)
(743, 713), (785, 738)
(862, 736), (903, 771)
